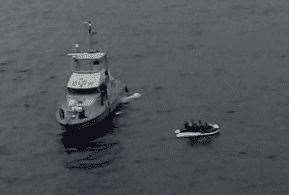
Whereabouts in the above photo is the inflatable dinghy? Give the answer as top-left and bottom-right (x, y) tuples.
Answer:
(120, 93), (142, 103)
(175, 124), (220, 138)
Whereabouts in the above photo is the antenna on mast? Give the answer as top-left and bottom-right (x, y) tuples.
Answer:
(84, 20), (95, 52)
(74, 43), (79, 52)
(72, 43), (80, 70)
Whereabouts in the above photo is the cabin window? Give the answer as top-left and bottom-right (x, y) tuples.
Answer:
(93, 60), (100, 65)
(68, 87), (100, 94)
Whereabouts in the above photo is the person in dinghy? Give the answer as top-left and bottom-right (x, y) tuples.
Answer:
(175, 119), (220, 136)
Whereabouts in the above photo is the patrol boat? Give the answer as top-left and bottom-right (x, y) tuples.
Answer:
(56, 46), (127, 129)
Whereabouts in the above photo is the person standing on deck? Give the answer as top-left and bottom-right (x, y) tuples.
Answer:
(100, 83), (108, 106)
(105, 70), (110, 85)
(84, 21), (93, 35)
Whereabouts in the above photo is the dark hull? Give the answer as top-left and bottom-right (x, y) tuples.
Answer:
(56, 77), (125, 130)
(59, 103), (118, 130)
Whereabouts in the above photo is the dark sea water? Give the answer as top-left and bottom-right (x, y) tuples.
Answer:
(0, 0), (288, 194)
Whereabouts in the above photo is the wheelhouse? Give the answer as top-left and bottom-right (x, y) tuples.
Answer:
(66, 52), (108, 93)
(68, 52), (108, 72)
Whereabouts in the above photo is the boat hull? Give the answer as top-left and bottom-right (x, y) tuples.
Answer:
(56, 79), (125, 130)
(176, 129), (220, 138)
(174, 124), (220, 138)
(58, 110), (109, 130)
(56, 99), (120, 130)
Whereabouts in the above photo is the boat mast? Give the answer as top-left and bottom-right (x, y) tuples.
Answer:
(71, 44), (80, 71)
(88, 33), (93, 51)
(84, 20), (95, 52)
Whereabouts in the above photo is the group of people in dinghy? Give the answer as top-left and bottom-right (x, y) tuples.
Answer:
(181, 120), (216, 133)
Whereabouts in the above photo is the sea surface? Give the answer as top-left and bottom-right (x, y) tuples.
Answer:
(0, 0), (288, 194)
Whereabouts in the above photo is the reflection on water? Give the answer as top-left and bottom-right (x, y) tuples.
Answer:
(60, 114), (122, 170)
(189, 134), (220, 146)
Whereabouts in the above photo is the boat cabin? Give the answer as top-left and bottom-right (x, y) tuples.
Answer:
(66, 52), (109, 93)
(68, 52), (108, 72)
